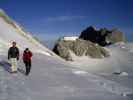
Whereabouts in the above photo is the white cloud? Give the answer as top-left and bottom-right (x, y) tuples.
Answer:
(45, 15), (86, 22)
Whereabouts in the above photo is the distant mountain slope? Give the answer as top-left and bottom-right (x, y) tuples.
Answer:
(0, 9), (55, 56)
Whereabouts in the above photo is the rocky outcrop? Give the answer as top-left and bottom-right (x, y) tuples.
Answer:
(53, 39), (109, 61)
(53, 26), (126, 61)
(105, 28), (126, 44)
(79, 26), (125, 46)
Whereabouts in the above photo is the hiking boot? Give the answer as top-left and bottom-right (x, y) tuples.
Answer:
(10, 71), (17, 74)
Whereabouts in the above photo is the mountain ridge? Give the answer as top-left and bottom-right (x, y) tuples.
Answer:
(0, 8), (56, 57)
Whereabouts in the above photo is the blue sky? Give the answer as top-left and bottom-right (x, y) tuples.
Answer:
(0, 0), (133, 42)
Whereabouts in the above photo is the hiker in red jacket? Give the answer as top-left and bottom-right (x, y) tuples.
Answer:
(23, 48), (33, 76)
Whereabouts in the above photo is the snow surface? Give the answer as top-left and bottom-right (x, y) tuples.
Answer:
(0, 53), (133, 100)
(62, 36), (78, 41)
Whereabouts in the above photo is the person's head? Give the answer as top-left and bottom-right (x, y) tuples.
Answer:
(12, 42), (16, 47)
(25, 48), (29, 52)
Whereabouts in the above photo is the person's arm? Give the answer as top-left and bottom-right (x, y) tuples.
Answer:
(29, 51), (33, 57)
(23, 52), (26, 63)
(8, 48), (11, 60)
(16, 47), (20, 60)
(31, 52), (33, 57)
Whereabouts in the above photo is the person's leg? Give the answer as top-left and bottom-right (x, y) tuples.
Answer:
(28, 60), (32, 74)
(10, 58), (13, 72)
(13, 58), (17, 71)
(25, 61), (29, 75)
(10, 58), (17, 73)
(26, 61), (31, 76)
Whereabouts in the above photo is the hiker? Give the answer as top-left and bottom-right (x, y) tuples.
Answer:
(23, 48), (33, 76)
(8, 42), (19, 73)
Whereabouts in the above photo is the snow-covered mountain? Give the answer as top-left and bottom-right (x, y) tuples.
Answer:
(69, 42), (133, 74)
(0, 9), (133, 100)
(0, 9), (55, 56)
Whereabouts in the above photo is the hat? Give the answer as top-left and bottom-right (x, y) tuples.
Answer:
(25, 48), (29, 50)
(12, 41), (16, 44)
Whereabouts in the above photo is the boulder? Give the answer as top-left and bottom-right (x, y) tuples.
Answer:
(53, 39), (109, 61)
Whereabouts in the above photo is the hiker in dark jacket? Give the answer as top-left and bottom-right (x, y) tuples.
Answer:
(8, 42), (19, 73)
(23, 48), (33, 76)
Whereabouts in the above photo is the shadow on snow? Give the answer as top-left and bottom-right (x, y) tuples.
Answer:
(0, 60), (11, 73)
(0, 60), (26, 75)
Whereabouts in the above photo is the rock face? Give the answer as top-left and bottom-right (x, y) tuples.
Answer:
(53, 39), (109, 61)
(105, 29), (126, 44)
(53, 26), (125, 61)
(79, 26), (125, 46)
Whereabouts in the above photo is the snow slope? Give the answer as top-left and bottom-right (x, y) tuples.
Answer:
(0, 9), (55, 56)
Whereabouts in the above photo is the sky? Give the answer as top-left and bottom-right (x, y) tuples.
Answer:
(0, 0), (133, 43)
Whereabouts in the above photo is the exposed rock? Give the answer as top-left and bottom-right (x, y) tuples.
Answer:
(79, 26), (125, 46)
(106, 28), (126, 44)
(79, 26), (98, 43)
(0, 9), (16, 28)
(53, 39), (109, 61)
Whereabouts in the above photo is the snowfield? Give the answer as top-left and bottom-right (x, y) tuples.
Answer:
(0, 9), (133, 100)
(0, 53), (133, 100)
